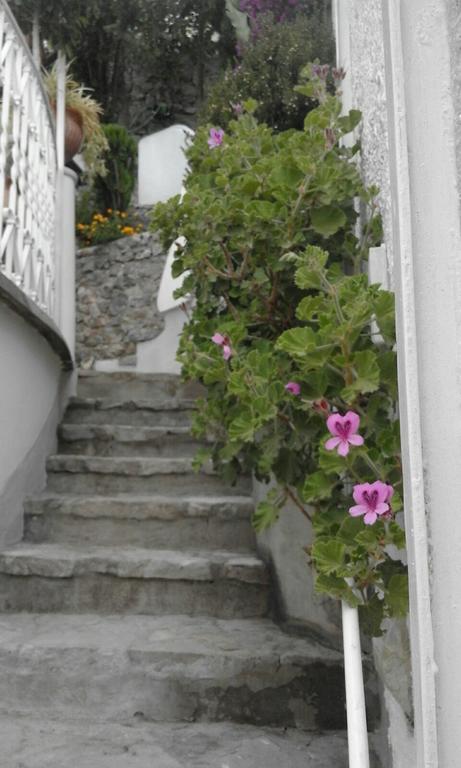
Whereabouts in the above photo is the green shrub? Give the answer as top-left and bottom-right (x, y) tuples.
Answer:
(93, 124), (137, 213)
(200, 14), (334, 132)
(151, 70), (405, 637)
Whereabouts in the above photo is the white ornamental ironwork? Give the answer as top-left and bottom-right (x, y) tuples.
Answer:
(0, 1), (57, 318)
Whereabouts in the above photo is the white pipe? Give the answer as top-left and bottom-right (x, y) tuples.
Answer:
(342, 600), (370, 768)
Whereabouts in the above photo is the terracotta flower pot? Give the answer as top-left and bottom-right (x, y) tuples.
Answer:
(51, 102), (84, 163)
(63, 106), (84, 162)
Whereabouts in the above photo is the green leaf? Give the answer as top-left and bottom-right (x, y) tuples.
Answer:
(337, 109), (362, 134)
(359, 594), (384, 637)
(377, 351), (398, 398)
(315, 573), (360, 606)
(276, 327), (316, 357)
(246, 200), (277, 220)
(302, 471), (333, 502)
(295, 295), (324, 322)
(310, 206), (347, 237)
(342, 349), (380, 401)
(387, 521), (406, 550)
(243, 98), (258, 114)
(318, 446), (347, 476)
(355, 526), (381, 548)
(390, 491), (403, 514)
(191, 446), (213, 471)
(373, 291), (396, 343)
(228, 414), (255, 442)
(386, 573), (409, 617)
(337, 516), (365, 544)
(294, 266), (322, 290)
(311, 539), (346, 575)
(252, 499), (280, 532)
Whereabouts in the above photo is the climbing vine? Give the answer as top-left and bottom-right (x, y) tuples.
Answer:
(151, 65), (407, 636)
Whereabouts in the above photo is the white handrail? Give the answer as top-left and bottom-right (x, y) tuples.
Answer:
(342, 600), (370, 768)
(0, 0), (58, 319)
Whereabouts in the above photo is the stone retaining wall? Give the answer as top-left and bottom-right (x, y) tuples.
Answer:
(76, 232), (166, 367)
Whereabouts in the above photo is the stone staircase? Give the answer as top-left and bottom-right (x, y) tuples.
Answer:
(0, 371), (373, 767)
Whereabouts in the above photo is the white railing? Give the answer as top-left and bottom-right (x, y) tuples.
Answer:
(0, 1), (58, 318)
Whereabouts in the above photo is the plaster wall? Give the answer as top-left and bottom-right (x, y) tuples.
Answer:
(0, 302), (69, 545)
(254, 479), (341, 643)
(397, 1), (461, 763)
(334, 2), (413, 763)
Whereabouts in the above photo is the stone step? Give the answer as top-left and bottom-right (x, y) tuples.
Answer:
(45, 455), (251, 497)
(0, 613), (351, 730)
(0, 714), (356, 768)
(77, 369), (204, 403)
(0, 544), (269, 617)
(58, 423), (204, 457)
(24, 494), (256, 550)
(65, 397), (194, 427)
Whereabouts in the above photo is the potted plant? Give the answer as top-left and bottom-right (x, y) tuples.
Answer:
(43, 63), (108, 181)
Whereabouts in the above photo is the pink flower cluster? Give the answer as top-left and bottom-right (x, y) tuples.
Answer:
(322, 409), (395, 525)
(211, 332), (232, 361)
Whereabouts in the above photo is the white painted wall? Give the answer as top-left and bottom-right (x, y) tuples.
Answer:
(0, 302), (71, 545)
(336, 0), (461, 764)
(138, 125), (194, 206)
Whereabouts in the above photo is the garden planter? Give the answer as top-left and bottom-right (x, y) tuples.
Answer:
(63, 106), (84, 162)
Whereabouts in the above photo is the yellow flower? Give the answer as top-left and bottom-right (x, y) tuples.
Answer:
(107, 208), (113, 214)
(120, 212), (127, 219)
(121, 226), (135, 235)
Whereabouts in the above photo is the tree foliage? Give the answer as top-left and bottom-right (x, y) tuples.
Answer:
(200, 13), (334, 132)
(9, 0), (236, 126)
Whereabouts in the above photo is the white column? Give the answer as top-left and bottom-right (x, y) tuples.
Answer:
(332, 0), (353, 114)
(383, 1), (461, 765)
(57, 168), (77, 356)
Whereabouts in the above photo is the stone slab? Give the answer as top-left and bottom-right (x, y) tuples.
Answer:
(0, 715), (351, 768)
(0, 543), (268, 583)
(76, 371), (204, 402)
(24, 494), (255, 550)
(0, 546), (269, 617)
(58, 423), (203, 457)
(45, 455), (251, 496)
(24, 494), (254, 521)
(0, 614), (348, 728)
(65, 397), (194, 426)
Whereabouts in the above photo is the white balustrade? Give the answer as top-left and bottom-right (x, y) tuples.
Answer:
(0, 0), (58, 319)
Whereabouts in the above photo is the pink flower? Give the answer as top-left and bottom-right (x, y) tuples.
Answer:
(208, 128), (224, 149)
(325, 411), (364, 457)
(211, 332), (232, 361)
(285, 381), (301, 396)
(349, 481), (394, 525)
(211, 332), (225, 345)
(230, 102), (243, 116)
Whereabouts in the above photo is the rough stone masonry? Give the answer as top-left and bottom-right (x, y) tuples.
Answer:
(76, 232), (167, 367)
